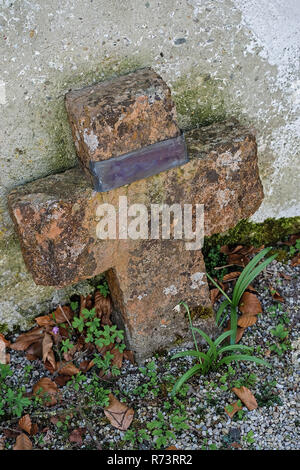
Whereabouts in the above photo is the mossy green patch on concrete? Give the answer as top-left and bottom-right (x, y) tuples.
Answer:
(203, 216), (300, 257)
(190, 305), (214, 321)
(171, 73), (227, 130)
(0, 235), (104, 333)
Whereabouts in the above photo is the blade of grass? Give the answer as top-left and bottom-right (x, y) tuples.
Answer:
(216, 299), (230, 328)
(234, 254), (277, 305)
(171, 363), (203, 395)
(206, 273), (232, 304)
(232, 247), (272, 305)
(218, 354), (270, 368)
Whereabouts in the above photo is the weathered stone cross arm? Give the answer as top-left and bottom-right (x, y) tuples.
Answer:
(8, 120), (263, 361)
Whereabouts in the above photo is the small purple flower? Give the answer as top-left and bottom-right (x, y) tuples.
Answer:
(52, 326), (59, 335)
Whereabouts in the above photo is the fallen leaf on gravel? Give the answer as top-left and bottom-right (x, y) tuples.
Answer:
(225, 401), (243, 418)
(42, 333), (56, 370)
(0, 333), (10, 347)
(166, 446), (178, 450)
(264, 349), (271, 357)
(111, 347), (123, 369)
(104, 393), (134, 431)
(222, 271), (241, 282)
(224, 322), (246, 343)
(26, 339), (43, 361)
(56, 361), (80, 376)
(210, 288), (220, 305)
(0, 437), (6, 450)
(237, 315), (257, 328)
(79, 359), (95, 372)
(10, 328), (44, 351)
(33, 378), (58, 406)
(35, 315), (55, 327)
(270, 287), (284, 302)
(239, 292), (262, 315)
(18, 414), (32, 434)
(232, 386), (258, 410)
(69, 428), (83, 445)
(63, 343), (78, 362)
(123, 350), (135, 364)
(227, 253), (250, 267)
(291, 253), (300, 266)
(52, 305), (73, 324)
(54, 375), (70, 387)
(13, 433), (32, 450)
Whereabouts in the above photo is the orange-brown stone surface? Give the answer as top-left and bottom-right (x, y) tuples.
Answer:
(8, 120), (263, 360)
(65, 67), (180, 182)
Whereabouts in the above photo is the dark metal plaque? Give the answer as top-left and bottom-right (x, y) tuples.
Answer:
(89, 134), (188, 192)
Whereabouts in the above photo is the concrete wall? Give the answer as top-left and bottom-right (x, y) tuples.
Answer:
(0, 0), (299, 330)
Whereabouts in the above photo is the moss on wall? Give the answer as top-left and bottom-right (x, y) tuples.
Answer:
(203, 216), (300, 256)
(171, 72), (227, 130)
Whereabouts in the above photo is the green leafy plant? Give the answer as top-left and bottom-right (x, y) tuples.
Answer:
(256, 380), (282, 407)
(171, 302), (269, 395)
(133, 361), (159, 398)
(0, 364), (31, 418)
(97, 280), (110, 297)
(207, 247), (277, 345)
(270, 323), (290, 356)
(147, 411), (176, 449)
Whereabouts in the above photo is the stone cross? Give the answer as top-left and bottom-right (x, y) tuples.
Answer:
(8, 70), (263, 362)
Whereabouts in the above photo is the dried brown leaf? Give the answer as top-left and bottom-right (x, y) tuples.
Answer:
(123, 350), (135, 364)
(33, 378), (58, 406)
(222, 271), (241, 282)
(227, 253), (250, 267)
(0, 437), (6, 450)
(25, 339), (43, 361)
(232, 386), (258, 411)
(111, 347), (123, 369)
(10, 328), (44, 351)
(237, 315), (257, 328)
(54, 375), (70, 387)
(224, 321), (246, 343)
(42, 333), (56, 370)
(291, 253), (300, 267)
(52, 305), (73, 324)
(13, 433), (32, 450)
(239, 292), (262, 315)
(210, 288), (220, 305)
(56, 361), (80, 376)
(35, 315), (55, 327)
(104, 393), (134, 431)
(0, 333), (10, 348)
(69, 428), (83, 445)
(18, 414), (32, 434)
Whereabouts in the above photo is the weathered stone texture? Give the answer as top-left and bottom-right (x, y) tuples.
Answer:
(65, 67), (180, 181)
(8, 121), (263, 360)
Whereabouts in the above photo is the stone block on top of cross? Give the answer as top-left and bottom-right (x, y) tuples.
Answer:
(65, 67), (186, 191)
(8, 121), (264, 361)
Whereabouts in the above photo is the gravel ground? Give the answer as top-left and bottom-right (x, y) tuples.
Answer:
(1, 258), (299, 451)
